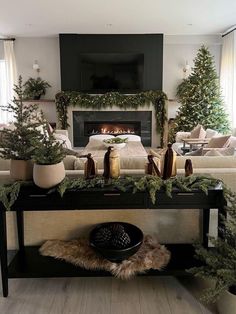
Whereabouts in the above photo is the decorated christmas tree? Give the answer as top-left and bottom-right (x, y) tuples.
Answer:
(170, 45), (230, 141)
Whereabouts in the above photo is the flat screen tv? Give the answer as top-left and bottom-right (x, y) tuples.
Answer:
(79, 53), (144, 93)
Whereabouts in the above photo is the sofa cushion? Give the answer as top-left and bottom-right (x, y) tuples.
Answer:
(185, 147), (203, 156)
(204, 150), (223, 156)
(190, 124), (206, 139)
(229, 136), (236, 148)
(205, 128), (219, 138)
(74, 158), (86, 170)
(176, 156), (236, 169)
(203, 147), (235, 156)
(63, 156), (77, 170)
(206, 135), (231, 148)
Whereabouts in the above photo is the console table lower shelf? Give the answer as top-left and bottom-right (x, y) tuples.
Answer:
(8, 244), (201, 278)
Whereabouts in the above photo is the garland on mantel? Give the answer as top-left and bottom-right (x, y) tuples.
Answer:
(55, 91), (168, 147)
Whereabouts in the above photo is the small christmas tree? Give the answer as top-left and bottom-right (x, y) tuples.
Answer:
(32, 126), (66, 165)
(170, 46), (230, 141)
(0, 76), (42, 160)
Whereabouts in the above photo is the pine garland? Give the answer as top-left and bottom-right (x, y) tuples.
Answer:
(55, 90), (167, 147)
(0, 175), (221, 210)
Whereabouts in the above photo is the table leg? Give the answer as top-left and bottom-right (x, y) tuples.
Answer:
(202, 208), (210, 248)
(0, 210), (8, 297)
(16, 210), (24, 253)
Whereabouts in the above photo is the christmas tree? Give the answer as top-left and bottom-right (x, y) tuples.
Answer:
(170, 45), (230, 141)
(0, 76), (42, 160)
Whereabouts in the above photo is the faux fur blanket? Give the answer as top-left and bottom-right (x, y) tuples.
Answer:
(39, 235), (171, 280)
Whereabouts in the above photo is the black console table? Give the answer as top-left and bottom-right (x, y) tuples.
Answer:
(0, 185), (226, 297)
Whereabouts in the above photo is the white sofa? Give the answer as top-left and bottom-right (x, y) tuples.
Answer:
(172, 130), (236, 156)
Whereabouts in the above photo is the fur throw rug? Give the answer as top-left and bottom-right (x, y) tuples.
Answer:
(39, 235), (171, 280)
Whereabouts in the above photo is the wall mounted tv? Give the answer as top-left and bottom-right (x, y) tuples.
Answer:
(79, 53), (144, 93)
(59, 34), (163, 93)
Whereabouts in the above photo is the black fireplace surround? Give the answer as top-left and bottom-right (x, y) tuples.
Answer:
(73, 111), (152, 147)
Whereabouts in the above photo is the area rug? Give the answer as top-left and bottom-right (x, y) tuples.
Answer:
(39, 235), (171, 279)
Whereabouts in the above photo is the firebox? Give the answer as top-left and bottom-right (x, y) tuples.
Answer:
(84, 121), (141, 136)
(73, 111), (152, 147)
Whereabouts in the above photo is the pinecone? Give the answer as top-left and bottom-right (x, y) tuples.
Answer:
(93, 227), (112, 247)
(109, 223), (125, 234)
(111, 231), (131, 249)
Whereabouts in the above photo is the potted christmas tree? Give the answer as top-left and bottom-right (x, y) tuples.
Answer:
(170, 45), (230, 141)
(32, 126), (66, 188)
(0, 76), (42, 180)
(189, 188), (236, 314)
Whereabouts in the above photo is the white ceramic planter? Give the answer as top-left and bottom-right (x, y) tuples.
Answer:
(33, 161), (65, 189)
(217, 290), (236, 314)
(10, 159), (33, 181)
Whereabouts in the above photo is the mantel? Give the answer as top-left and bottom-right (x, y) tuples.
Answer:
(23, 99), (55, 103)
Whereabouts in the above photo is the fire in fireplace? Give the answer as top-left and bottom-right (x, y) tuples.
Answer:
(84, 121), (141, 136)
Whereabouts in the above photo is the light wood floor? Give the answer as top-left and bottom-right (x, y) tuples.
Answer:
(0, 276), (218, 314)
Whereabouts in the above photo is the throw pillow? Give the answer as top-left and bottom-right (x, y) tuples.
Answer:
(205, 128), (219, 138)
(74, 158), (86, 170)
(53, 133), (72, 149)
(190, 124), (206, 139)
(206, 135), (231, 148)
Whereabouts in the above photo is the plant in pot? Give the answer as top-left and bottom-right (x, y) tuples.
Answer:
(23, 77), (51, 100)
(188, 187), (236, 314)
(0, 76), (43, 180)
(32, 126), (66, 189)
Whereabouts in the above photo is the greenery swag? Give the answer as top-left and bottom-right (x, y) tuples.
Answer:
(0, 174), (220, 210)
(55, 91), (167, 147)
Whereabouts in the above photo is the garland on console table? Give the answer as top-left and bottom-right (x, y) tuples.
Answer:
(0, 175), (225, 211)
(55, 91), (167, 147)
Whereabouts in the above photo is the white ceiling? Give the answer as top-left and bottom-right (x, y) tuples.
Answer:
(0, 0), (235, 37)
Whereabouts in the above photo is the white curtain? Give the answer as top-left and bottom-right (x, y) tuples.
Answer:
(1, 40), (17, 124)
(220, 31), (236, 129)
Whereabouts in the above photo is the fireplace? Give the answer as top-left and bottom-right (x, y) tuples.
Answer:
(73, 111), (152, 147)
(84, 121), (141, 136)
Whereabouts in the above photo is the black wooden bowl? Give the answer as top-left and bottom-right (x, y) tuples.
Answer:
(90, 222), (143, 262)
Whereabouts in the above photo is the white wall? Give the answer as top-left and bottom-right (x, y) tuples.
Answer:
(14, 37), (61, 99)
(163, 35), (222, 118)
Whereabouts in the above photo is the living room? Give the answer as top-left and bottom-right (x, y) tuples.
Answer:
(0, 1), (236, 314)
